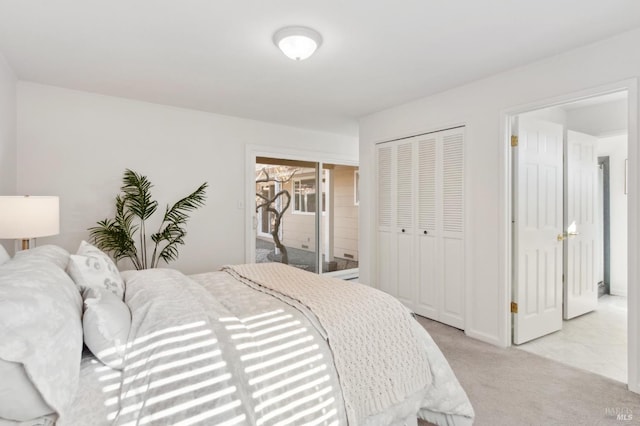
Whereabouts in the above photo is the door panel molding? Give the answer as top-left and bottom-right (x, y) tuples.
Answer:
(513, 116), (564, 344)
(564, 130), (599, 319)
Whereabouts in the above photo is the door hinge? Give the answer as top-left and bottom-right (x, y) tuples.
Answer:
(510, 302), (518, 313)
(511, 135), (518, 147)
(562, 274), (565, 283)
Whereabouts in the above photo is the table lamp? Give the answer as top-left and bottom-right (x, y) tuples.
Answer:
(0, 196), (60, 250)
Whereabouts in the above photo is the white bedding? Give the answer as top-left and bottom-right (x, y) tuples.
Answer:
(220, 264), (474, 426)
(0, 247), (83, 423)
(56, 266), (472, 425)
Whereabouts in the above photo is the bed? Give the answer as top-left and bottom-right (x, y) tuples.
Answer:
(0, 243), (473, 426)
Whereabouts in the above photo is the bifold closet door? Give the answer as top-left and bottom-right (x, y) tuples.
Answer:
(439, 129), (465, 328)
(376, 140), (416, 309)
(395, 140), (416, 309)
(413, 128), (465, 328)
(376, 127), (465, 329)
(376, 144), (395, 297)
(415, 134), (439, 319)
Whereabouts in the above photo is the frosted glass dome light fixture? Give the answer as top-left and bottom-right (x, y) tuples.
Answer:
(273, 26), (322, 61)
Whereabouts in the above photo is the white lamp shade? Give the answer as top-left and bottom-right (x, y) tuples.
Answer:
(273, 26), (322, 61)
(0, 196), (60, 239)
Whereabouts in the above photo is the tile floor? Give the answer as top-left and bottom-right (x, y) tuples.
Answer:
(516, 295), (627, 383)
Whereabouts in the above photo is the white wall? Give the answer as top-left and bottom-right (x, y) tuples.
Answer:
(0, 53), (17, 255)
(598, 134), (628, 296)
(17, 82), (357, 273)
(359, 28), (640, 348)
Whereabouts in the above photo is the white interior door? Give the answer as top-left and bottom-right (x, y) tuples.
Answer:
(513, 116), (564, 345)
(564, 130), (599, 319)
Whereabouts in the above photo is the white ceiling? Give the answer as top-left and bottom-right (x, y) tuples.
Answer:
(1, 1), (640, 137)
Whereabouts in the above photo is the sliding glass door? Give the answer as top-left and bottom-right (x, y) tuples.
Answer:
(254, 157), (359, 276)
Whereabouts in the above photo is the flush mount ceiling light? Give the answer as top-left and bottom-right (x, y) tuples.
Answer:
(273, 26), (322, 61)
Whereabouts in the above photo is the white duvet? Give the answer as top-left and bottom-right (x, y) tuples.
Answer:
(59, 266), (473, 426)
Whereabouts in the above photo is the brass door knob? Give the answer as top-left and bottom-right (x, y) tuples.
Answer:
(557, 231), (579, 241)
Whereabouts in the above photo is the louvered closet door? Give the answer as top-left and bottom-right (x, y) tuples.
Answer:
(395, 141), (416, 307)
(440, 129), (465, 328)
(376, 145), (395, 296)
(415, 135), (439, 319)
(376, 127), (465, 328)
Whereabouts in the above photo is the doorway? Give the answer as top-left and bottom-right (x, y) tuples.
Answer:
(510, 91), (629, 383)
(598, 156), (611, 297)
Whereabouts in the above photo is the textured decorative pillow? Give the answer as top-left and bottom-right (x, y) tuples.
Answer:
(82, 287), (131, 370)
(67, 241), (124, 299)
(12, 244), (70, 270)
(0, 244), (9, 266)
(0, 254), (83, 421)
(0, 359), (52, 421)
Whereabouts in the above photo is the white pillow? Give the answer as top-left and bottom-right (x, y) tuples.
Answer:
(0, 245), (9, 266)
(0, 360), (52, 421)
(82, 287), (131, 370)
(67, 241), (124, 299)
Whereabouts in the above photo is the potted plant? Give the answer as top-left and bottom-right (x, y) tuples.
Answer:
(90, 169), (208, 269)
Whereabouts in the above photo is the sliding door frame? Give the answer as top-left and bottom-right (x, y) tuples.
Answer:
(246, 144), (359, 278)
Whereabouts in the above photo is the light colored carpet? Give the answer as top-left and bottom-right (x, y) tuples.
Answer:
(416, 316), (640, 426)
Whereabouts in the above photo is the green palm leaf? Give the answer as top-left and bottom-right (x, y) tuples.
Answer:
(121, 169), (158, 221)
(89, 169), (207, 270)
(150, 182), (208, 268)
(89, 195), (142, 269)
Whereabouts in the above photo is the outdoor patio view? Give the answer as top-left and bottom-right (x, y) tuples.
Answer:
(255, 157), (359, 274)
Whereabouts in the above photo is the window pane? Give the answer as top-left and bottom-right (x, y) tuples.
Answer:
(294, 177), (320, 213)
(307, 193), (316, 213)
(293, 181), (301, 211)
